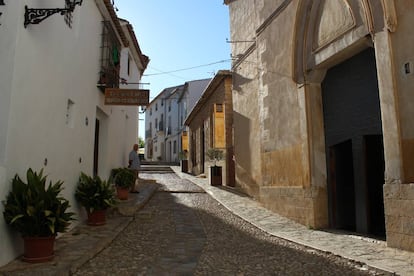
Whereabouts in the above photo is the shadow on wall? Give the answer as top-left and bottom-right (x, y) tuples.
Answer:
(232, 73), (253, 94)
(233, 111), (259, 196)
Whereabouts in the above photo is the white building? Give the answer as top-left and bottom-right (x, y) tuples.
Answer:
(145, 85), (184, 162)
(0, 0), (148, 265)
(145, 79), (210, 162)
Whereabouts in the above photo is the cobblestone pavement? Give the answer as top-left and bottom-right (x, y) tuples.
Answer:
(75, 173), (390, 275)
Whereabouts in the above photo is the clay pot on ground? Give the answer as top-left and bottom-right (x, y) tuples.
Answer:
(87, 209), (107, 226)
(22, 236), (56, 263)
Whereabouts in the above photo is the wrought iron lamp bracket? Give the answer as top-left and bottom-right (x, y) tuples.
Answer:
(24, 0), (82, 28)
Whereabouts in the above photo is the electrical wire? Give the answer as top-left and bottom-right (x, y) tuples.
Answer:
(146, 66), (186, 80)
(143, 59), (232, 76)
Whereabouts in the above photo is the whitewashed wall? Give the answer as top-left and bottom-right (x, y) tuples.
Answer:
(0, 0), (140, 265)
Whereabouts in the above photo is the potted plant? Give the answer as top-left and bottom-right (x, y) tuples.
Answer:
(179, 150), (188, 173)
(3, 168), (75, 263)
(111, 168), (135, 200)
(206, 148), (224, 186)
(75, 172), (116, 226)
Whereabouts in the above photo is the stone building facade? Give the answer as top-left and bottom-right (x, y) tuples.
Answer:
(185, 71), (235, 186)
(145, 85), (184, 162)
(225, 0), (414, 251)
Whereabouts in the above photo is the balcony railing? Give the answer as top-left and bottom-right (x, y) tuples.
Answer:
(97, 66), (119, 93)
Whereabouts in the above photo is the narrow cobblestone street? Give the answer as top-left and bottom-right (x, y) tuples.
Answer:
(74, 172), (388, 275)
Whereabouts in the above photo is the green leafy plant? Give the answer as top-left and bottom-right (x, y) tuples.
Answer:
(178, 150), (188, 161)
(109, 168), (124, 183)
(112, 168), (135, 189)
(75, 172), (116, 213)
(138, 136), (145, 148)
(3, 168), (75, 237)
(206, 148), (224, 166)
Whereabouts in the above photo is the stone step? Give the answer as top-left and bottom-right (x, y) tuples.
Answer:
(140, 166), (173, 172)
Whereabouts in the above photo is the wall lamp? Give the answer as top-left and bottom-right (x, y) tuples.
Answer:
(24, 0), (83, 28)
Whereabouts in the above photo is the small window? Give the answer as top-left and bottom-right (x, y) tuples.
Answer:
(66, 99), (75, 128)
(215, 103), (223, 113)
(173, 141), (177, 154)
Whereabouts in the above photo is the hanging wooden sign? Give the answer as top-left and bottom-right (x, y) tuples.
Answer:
(104, 88), (149, 106)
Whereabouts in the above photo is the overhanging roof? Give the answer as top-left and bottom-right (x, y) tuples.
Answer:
(185, 70), (232, 126)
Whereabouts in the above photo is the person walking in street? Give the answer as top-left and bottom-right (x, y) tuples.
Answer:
(128, 143), (140, 193)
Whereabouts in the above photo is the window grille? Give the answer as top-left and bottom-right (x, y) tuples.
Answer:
(98, 21), (121, 92)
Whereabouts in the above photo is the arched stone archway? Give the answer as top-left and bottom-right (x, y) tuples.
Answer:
(292, 0), (389, 236)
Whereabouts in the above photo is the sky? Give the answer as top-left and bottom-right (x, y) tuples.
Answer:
(114, 0), (231, 138)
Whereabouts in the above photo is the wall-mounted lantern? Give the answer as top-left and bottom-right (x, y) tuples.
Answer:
(24, 0), (82, 28)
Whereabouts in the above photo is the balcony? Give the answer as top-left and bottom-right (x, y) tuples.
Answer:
(97, 66), (119, 93)
(145, 129), (152, 138)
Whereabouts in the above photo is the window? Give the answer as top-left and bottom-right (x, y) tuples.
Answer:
(159, 114), (164, 131)
(167, 116), (171, 135)
(127, 54), (131, 75)
(98, 21), (121, 93)
(155, 118), (158, 130)
(168, 101), (171, 112)
(149, 122), (152, 137)
(173, 141), (177, 154)
(155, 103), (158, 111)
(150, 108), (152, 116)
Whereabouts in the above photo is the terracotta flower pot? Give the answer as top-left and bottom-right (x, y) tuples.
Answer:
(23, 236), (55, 263)
(87, 209), (106, 226)
(116, 186), (129, 200)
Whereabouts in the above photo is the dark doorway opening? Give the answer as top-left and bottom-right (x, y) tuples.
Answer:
(322, 48), (385, 239)
(365, 135), (386, 237)
(328, 140), (356, 231)
(93, 119), (100, 177)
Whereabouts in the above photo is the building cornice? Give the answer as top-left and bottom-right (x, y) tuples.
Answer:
(125, 23), (149, 71)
